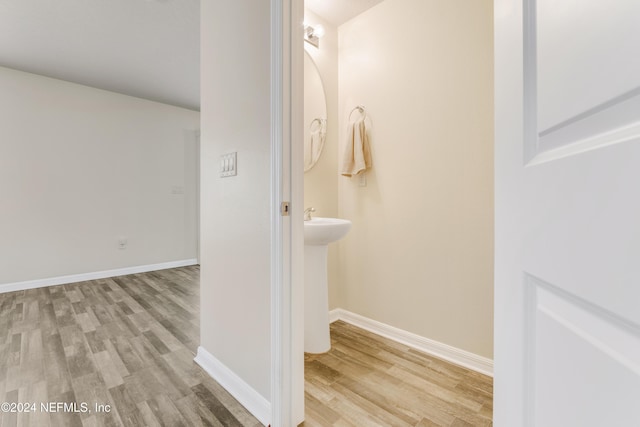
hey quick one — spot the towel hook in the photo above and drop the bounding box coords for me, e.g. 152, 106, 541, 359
348, 105, 367, 122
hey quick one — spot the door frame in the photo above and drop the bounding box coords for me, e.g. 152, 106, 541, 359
270, 0, 304, 425
195, 131, 201, 264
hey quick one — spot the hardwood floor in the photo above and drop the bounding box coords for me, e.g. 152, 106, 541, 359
303, 321, 493, 427
0, 266, 493, 426
0, 266, 261, 427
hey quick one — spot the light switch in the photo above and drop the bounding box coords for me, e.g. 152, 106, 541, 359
220, 152, 237, 177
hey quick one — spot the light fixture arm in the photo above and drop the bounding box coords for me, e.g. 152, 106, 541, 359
303, 23, 325, 48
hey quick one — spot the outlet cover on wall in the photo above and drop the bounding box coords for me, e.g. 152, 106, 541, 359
358, 172, 367, 187
118, 237, 128, 250
220, 152, 237, 177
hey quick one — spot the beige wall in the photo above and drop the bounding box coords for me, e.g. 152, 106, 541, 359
200, 0, 272, 400
0, 66, 199, 285
303, 10, 342, 308
337, 0, 494, 358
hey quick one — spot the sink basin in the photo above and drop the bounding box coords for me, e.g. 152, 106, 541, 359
304, 217, 352, 246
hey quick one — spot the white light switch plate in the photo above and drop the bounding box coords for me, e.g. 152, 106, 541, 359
220, 152, 237, 177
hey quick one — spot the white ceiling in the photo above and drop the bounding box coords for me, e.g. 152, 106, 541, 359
305, 0, 385, 27
0, 0, 200, 111
0, 1, 380, 112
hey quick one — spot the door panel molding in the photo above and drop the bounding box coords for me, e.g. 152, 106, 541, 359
523, 0, 640, 165
525, 274, 640, 425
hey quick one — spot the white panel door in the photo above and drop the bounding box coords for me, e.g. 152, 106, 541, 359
495, 0, 640, 425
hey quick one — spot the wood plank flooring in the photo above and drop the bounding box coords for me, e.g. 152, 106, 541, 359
303, 322, 493, 427
0, 266, 493, 426
0, 266, 261, 427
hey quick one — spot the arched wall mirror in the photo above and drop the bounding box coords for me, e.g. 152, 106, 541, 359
304, 52, 327, 172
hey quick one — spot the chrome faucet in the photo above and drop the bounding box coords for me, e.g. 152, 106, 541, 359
304, 207, 316, 221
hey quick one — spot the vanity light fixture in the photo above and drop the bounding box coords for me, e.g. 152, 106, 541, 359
304, 23, 325, 48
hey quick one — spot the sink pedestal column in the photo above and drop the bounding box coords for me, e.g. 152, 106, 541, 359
304, 244, 331, 353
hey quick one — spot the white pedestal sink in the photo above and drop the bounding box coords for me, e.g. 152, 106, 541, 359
304, 217, 351, 353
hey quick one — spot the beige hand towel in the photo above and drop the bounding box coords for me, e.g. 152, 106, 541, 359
341, 118, 372, 177
305, 120, 326, 172
304, 131, 313, 170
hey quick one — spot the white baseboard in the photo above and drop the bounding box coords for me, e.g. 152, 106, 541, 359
330, 308, 493, 377
194, 347, 270, 426
0, 259, 198, 294
329, 309, 341, 323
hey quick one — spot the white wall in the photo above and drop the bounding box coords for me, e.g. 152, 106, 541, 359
303, 9, 342, 308
200, 0, 271, 403
337, 0, 494, 358
0, 66, 199, 285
